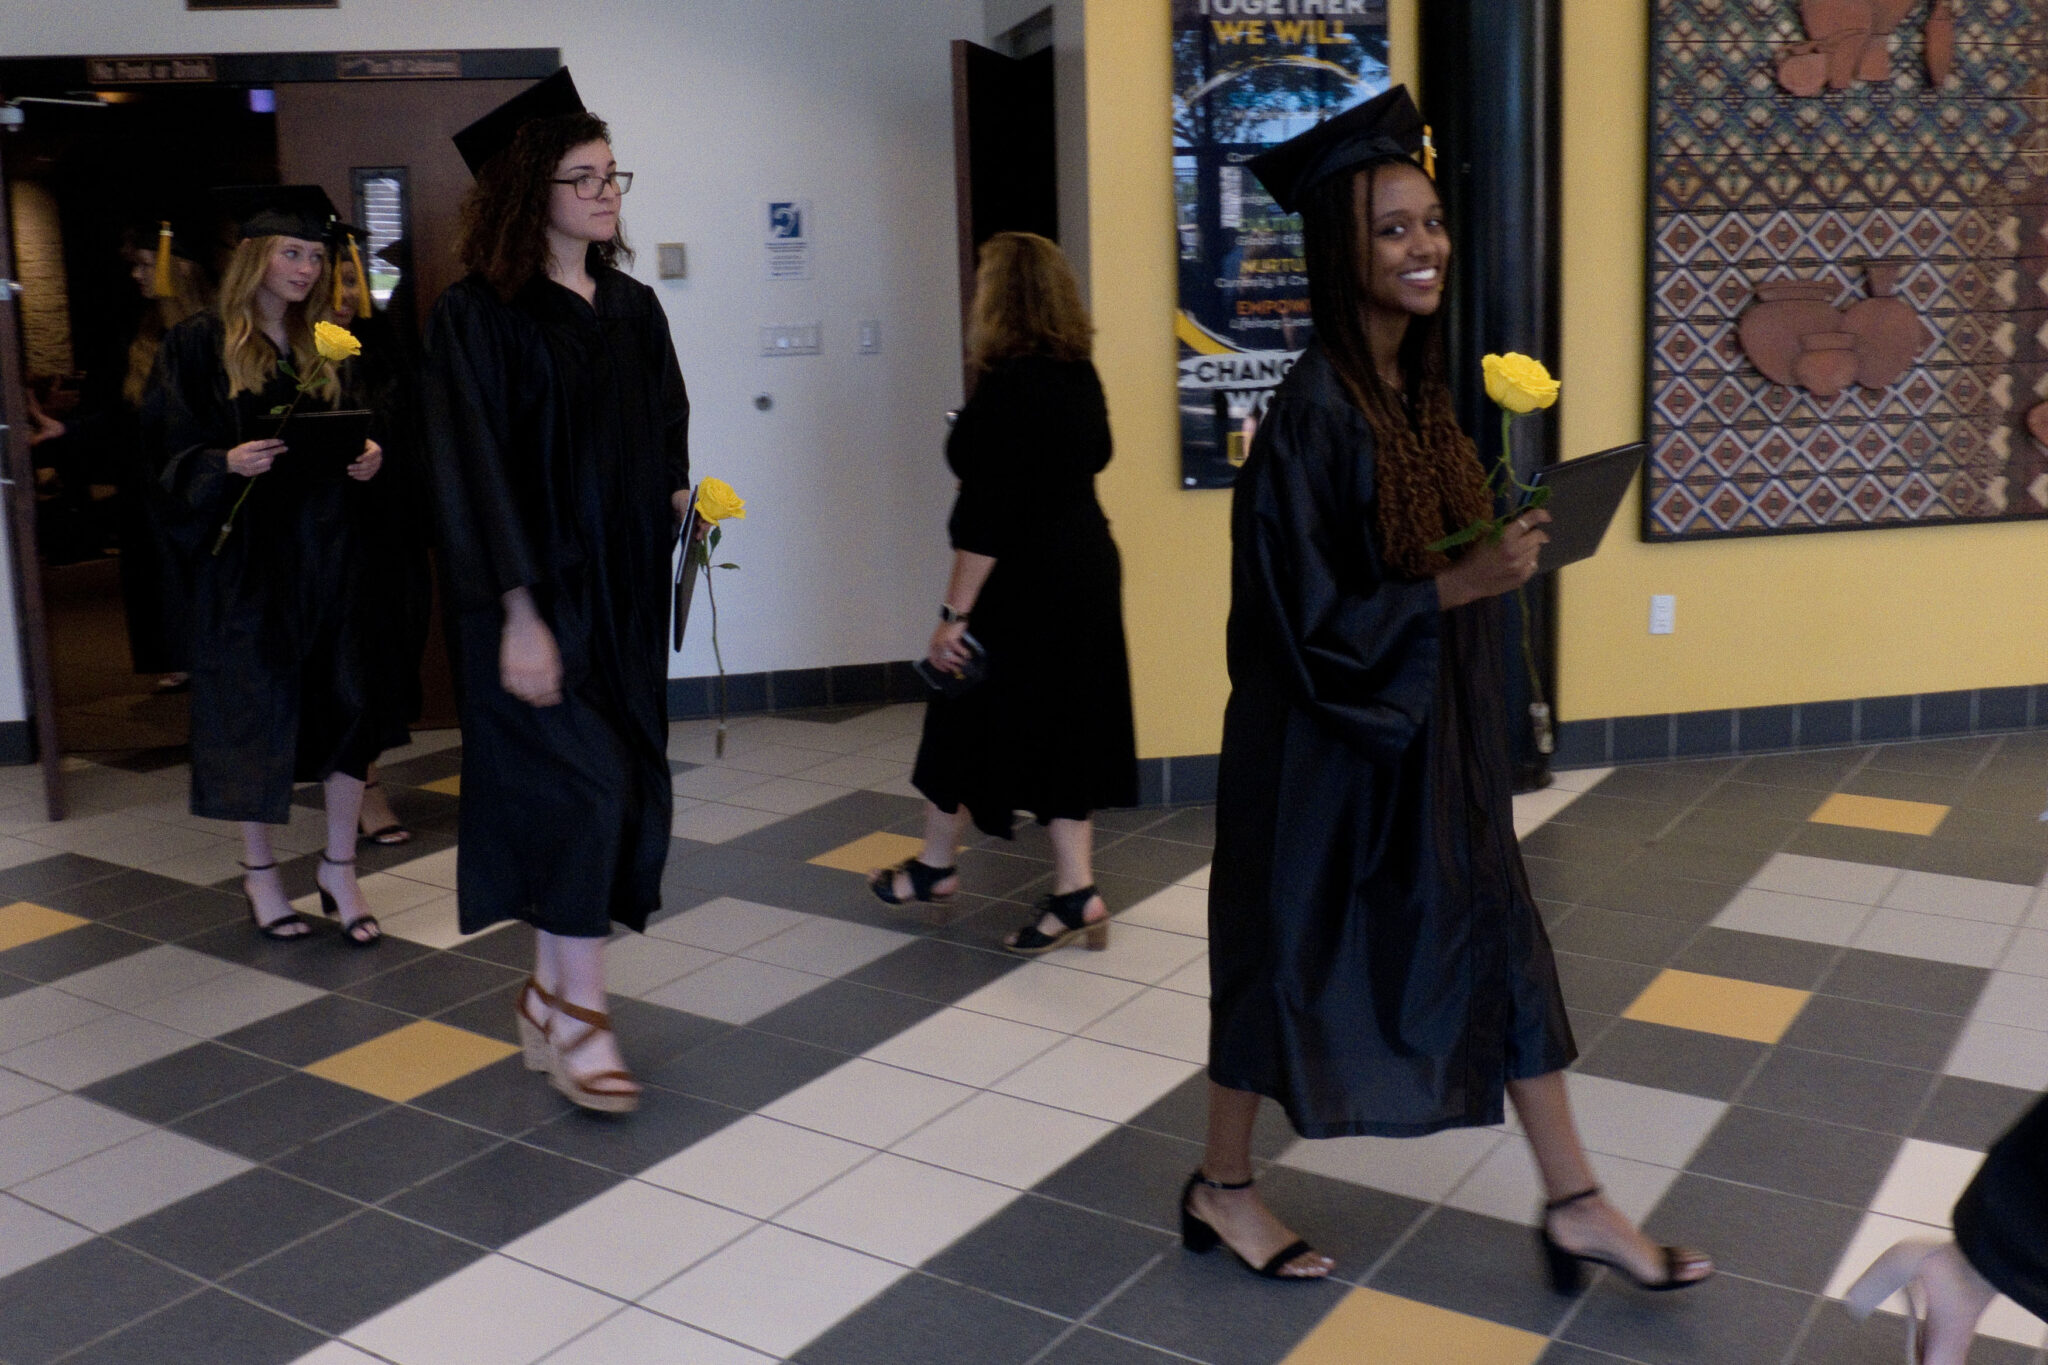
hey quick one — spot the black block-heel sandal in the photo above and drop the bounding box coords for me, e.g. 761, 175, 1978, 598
1004, 885, 1108, 955
316, 853, 381, 947
1539, 1185, 1713, 1294
868, 857, 956, 906
1179, 1171, 1328, 1280
241, 860, 310, 940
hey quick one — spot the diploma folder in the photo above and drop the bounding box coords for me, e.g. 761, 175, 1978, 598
672, 493, 702, 651
1531, 443, 1644, 574
256, 408, 372, 482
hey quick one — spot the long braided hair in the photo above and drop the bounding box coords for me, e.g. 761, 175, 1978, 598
1299, 162, 1493, 579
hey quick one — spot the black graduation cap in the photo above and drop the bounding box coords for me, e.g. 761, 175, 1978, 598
1246, 84, 1429, 216
216, 184, 340, 242
452, 67, 585, 175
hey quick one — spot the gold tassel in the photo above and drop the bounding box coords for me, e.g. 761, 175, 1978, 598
348, 233, 372, 317
151, 221, 175, 300
1421, 125, 1438, 180
330, 250, 346, 313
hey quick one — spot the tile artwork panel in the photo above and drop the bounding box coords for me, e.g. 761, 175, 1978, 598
1646, 0, 2048, 539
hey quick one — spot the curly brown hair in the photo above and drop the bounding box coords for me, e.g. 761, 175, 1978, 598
968, 231, 1093, 370
1300, 162, 1493, 580
457, 111, 632, 300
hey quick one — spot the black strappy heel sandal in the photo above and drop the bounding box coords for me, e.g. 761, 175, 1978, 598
241, 860, 310, 940
1539, 1185, 1713, 1294
1003, 885, 1108, 955
316, 853, 381, 947
357, 779, 413, 847
1180, 1171, 1328, 1280
867, 857, 957, 906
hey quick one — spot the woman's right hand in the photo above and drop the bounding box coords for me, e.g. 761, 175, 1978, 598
500, 614, 564, 707
1435, 509, 1551, 610
226, 438, 286, 478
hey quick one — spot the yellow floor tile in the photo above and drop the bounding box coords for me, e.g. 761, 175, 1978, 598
1624, 968, 1812, 1044
809, 830, 925, 875
1809, 792, 1948, 836
420, 775, 461, 796
1283, 1287, 1547, 1365
304, 1020, 518, 1102
0, 901, 89, 953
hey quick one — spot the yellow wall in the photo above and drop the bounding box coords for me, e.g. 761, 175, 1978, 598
1557, 0, 2048, 717
1086, 0, 1421, 759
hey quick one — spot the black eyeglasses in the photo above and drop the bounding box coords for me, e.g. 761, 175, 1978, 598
552, 171, 634, 200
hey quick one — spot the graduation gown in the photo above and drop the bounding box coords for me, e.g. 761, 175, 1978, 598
424, 268, 688, 937
156, 313, 382, 824
347, 307, 435, 744
1954, 1093, 2048, 1318
1208, 342, 1574, 1140
912, 355, 1138, 837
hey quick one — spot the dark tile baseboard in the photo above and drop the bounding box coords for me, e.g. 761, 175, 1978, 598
1554, 685, 2048, 768
666, 660, 929, 720
1136, 754, 1219, 807
0, 721, 29, 765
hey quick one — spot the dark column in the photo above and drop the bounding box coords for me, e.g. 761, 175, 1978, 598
1421, 3, 1564, 788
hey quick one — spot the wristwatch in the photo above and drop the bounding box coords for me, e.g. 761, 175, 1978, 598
939, 604, 971, 624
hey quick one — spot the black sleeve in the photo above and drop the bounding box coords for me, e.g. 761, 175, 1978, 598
944, 365, 1026, 559
646, 292, 691, 495
152, 316, 238, 523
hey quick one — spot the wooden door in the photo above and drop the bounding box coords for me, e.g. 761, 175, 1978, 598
950, 41, 1057, 388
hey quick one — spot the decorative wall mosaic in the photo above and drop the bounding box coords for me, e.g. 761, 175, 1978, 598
1646, 0, 2048, 539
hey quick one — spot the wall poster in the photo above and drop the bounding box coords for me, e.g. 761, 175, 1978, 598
1174, 0, 1390, 489
1646, 2, 2048, 539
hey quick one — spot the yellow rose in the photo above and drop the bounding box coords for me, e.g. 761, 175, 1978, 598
1482, 352, 1560, 414
695, 477, 747, 523
313, 320, 363, 363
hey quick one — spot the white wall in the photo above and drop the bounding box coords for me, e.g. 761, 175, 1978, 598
0, 0, 979, 688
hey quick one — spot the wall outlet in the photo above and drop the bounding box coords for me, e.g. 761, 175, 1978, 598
1649, 594, 1676, 635
656, 243, 687, 279
857, 320, 881, 354
759, 324, 821, 356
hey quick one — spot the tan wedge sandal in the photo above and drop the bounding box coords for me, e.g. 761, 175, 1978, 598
514, 977, 554, 1073
547, 997, 642, 1115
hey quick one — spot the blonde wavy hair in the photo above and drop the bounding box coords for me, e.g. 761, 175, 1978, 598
217, 236, 339, 404
967, 231, 1092, 371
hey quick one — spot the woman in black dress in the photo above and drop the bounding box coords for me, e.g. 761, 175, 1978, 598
1189, 88, 1713, 1289
154, 186, 386, 946
426, 71, 691, 1114
869, 231, 1138, 954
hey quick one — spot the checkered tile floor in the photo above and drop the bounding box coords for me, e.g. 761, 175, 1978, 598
0, 711, 2044, 1363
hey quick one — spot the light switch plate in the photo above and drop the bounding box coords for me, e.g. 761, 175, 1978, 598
657, 244, 687, 279
1649, 594, 1676, 635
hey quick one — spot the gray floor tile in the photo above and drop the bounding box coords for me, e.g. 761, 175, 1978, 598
0, 1237, 201, 1365
791, 1271, 1065, 1365
1687, 1106, 1903, 1207
1092, 835, 1216, 886
60, 1285, 324, 1364
1086, 1251, 1346, 1365
340, 950, 523, 1017
409, 1054, 577, 1136
1780, 993, 1966, 1071
382, 1139, 619, 1245
1624, 837, 1774, 888
1913, 1076, 2039, 1152
1538, 1345, 1640, 1365
1127, 1075, 1299, 1161
744, 978, 943, 1056
1738, 1046, 1939, 1134
224, 1208, 480, 1334
1367, 1206, 1573, 1334
212, 993, 413, 1066
1554, 956, 1661, 1016
32, 868, 196, 921
1573, 1020, 1766, 1102
1036, 1125, 1205, 1232
1866, 738, 1996, 778
1144, 806, 1214, 847
520, 1085, 739, 1175
1578, 868, 1739, 923
1785, 823, 1931, 872
923, 1192, 1174, 1317
1549, 793, 1681, 838
1818, 949, 1988, 1016
1548, 907, 1696, 968
1559, 1268, 1814, 1365
428, 978, 523, 1044
1253, 1166, 1432, 1282
1659, 806, 1805, 854
1669, 928, 1837, 990
111, 1167, 358, 1279
602, 995, 734, 1069
1936, 805, 2048, 849
0, 854, 132, 902
180, 920, 436, 991
81, 1042, 292, 1125
1695, 779, 1828, 820
1589, 766, 1723, 807
843, 937, 1020, 1004
1646, 1173, 1863, 1293
442, 918, 537, 969
1912, 837, 2048, 886
642, 1026, 845, 1110
0, 922, 155, 983
1793, 1303, 2039, 1364
170, 1071, 388, 1162
101, 887, 247, 944
1737, 750, 1874, 787
1034, 1329, 1192, 1364
1522, 853, 1609, 904
1841, 768, 1969, 806
272, 1105, 502, 1201
1519, 823, 1645, 867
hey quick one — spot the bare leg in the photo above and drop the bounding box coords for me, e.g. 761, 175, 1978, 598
543, 930, 637, 1099
869, 801, 964, 901
1919, 1242, 1998, 1365
1186, 1081, 1332, 1278
239, 822, 299, 930
1510, 1071, 1710, 1284
313, 773, 379, 941
357, 762, 408, 841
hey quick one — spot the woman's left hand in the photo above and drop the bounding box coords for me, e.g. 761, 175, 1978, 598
348, 440, 383, 482
927, 620, 971, 672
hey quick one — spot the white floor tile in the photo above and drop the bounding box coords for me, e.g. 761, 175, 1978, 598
953, 961, 1145, 1033
1947, 1019, 2048, 1090
741, 917, 914, 977
0, 986, 113, 1054
0, 1067, 57, 1119
541, 1308, 773, 1365
502, 1180, 754, 1300
1870, 1139, 1985, 1227
761, 1059, 973, 1148
12, 1128, 248, 1231
1564, 1073, 1726, 1168
992, 1036, 1198, 1123
1852, 908, 2015, 968
742, 718, 880, 756
376, 896, 507, 951
777, 1153, 1012, 1266
134, 967, 325, 1039
1711, 888, 1871, 946
143, 839, 248, 887
1512, 786, 1586, 829
1883, 871, 2036, 925
353, 872, 460, 919
345, 1253, 617, 1365
863, 1008, 1064, 1088
1157, 953, 1210, 997
722, 778, 848, 817
0, 1190, 93, 1277
1444, 1139, 1679, 1229
713, 742, 849, 778
286, 1342, 389, 1364
49, 944, 237, 1008
1546, 766, 1615, 793
640, 1115, 872, 1219
1999, 928, 2048, 979
648, 897, 809, 953
792, 755, 910, 790
20, 810, 221, 866
604, 935, 720, 1000
855, 735, 922, 764
1039, 921, 1209, 985
643, 955, 827, 1025
673, 766, 774, 802
1176, 863, 1211, 890
0, 1012, 195, 1089
1115, 883, 1208, 939
1971, 972, 2048, 1032
1751, 853, 1903, 904
891, 1091, 1114, 1189
640, 1224, 905, 1358
0, 1094, 151, 1186
1079, 988, 1210, 1064
384, 846, 460, 890
1276, 1126, 1506, 1203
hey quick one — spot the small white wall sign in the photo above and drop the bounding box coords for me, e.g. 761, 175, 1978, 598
765, 200, 812, 281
